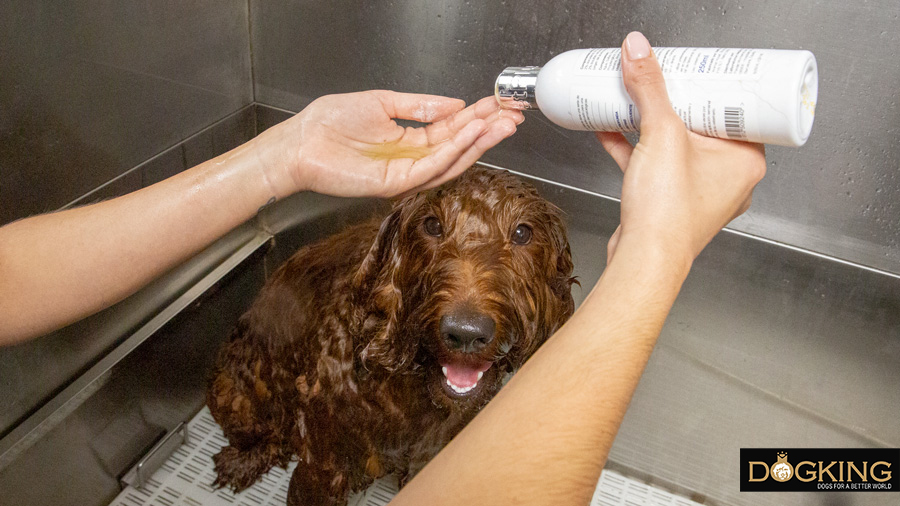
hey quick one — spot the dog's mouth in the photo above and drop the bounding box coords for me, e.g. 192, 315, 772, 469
439, 359, 493, 397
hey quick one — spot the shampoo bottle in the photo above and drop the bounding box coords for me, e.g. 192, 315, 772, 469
495, 47, 818, 146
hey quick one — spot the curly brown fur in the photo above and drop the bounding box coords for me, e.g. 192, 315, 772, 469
207, 167, 576, 505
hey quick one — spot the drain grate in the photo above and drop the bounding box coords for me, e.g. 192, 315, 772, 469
110, 407, 703, 506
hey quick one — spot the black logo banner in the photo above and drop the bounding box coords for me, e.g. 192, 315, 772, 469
741, 448, 899, 492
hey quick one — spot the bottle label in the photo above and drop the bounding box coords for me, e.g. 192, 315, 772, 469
571, 86, 757, 140
577, 47, 764, 78
571, 48, 762, 139
571, 88, 640, 132
671, 99, 755, 141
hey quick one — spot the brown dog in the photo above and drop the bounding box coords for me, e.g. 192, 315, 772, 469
207, 167, 575, 505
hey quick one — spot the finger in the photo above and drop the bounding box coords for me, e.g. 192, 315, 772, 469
388, 119, 490, 196
401, 115, 518, 196
369, 90, 466, 123
606, 225, 622, 266
410, 117, 519, 193
596, 132, 633, 171
620, 31, 680, 134
498, 108, 526, 126
424, 96, 511, 144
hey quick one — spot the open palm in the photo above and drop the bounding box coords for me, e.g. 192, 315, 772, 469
262, 91, 523, 198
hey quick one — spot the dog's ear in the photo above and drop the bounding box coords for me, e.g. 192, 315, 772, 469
546, 206, 577, 309
353, 198, 422, 373
353, 205, 403, 297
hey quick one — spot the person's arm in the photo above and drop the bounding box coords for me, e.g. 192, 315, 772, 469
392, 31, 766, 505
0, 92, 522, 345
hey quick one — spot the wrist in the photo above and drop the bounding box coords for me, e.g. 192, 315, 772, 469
249, 120, 308, 200
608, 231, 693, 287
575, 228, 692, 359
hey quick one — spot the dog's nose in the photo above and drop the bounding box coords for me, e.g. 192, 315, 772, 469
440, 311, 495, 353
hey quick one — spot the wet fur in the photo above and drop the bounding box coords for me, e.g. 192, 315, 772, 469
207, 167, 576, 505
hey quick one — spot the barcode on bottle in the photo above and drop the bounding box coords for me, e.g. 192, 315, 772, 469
724, 106, 746, 139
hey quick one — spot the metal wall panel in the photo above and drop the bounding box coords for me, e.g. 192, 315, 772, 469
0, 192, 384, 506
543, 177, 899, 505
0, 0, 253, 225
250, 0, 900, 274
0, 107, 256, 438
0, 244, 268, 506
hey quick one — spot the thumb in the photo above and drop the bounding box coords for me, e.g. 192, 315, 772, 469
621, 31, 679, 134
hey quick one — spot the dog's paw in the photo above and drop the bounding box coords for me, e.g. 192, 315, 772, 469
212, 445, 274, 492
287, 461, 350, 506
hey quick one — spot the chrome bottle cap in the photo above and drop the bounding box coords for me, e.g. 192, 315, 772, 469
495, 66, 541, 110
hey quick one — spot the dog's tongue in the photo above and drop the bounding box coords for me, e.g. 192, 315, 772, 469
442, 361, 492, 388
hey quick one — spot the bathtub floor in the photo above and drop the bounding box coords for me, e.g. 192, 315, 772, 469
109, 407, 703, 506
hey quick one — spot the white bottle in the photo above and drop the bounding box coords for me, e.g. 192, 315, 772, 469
495, 47, 818, 146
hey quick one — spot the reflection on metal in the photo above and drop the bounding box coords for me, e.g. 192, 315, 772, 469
0, 0, 251, 225
62, 105, 257, 211
477, 160, 900, 282
0, 370, 111, 473
120, 422, 188, 490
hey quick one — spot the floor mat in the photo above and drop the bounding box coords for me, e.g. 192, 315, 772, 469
109, 407, 703, 506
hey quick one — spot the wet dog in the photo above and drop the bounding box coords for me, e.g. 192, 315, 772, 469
207, 167, 575, 505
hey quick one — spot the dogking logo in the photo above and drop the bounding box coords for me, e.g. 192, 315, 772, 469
741, 448, 899, 492
770, 452, 793, 482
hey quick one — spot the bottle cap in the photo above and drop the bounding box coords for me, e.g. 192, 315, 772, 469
495, 67, 540, 110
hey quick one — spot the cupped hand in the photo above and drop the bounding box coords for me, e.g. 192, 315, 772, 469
597, 32, 767, 269
252, 90, 523, 199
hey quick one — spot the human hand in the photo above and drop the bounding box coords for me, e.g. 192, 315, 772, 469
597, 32, 767, 270
252, 91, 523, 199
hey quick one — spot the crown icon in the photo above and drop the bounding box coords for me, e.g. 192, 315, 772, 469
777, 451, 788, 460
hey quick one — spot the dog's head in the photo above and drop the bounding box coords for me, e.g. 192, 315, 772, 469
354, 167, 576, 409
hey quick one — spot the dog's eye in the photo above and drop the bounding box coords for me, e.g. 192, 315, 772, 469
423, 217, 443, 237
511, 224, 532, 245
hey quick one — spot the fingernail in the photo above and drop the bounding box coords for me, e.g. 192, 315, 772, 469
625, 31, 651, 60
499, 109, 525, 124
